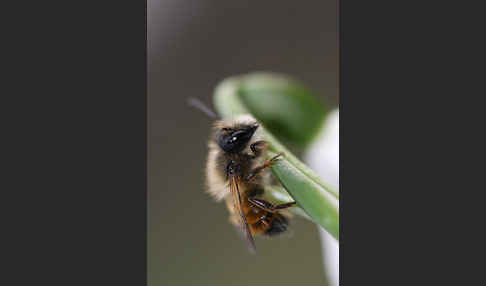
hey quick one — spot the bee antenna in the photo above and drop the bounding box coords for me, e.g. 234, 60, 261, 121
187, 97, 218, 119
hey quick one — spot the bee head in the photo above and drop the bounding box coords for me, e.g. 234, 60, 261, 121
216, 122, 259, 153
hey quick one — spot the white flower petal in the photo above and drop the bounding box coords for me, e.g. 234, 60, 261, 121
304, 109, 339, 286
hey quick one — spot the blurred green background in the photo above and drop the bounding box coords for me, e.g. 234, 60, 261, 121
148, 1, 338, 285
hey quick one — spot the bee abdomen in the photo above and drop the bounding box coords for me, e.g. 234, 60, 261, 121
264, 214, 288, 236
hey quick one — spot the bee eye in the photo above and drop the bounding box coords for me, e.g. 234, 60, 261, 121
218, 126, 257, 153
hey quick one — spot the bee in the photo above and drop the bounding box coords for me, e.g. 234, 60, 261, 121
189, 98, 296, 253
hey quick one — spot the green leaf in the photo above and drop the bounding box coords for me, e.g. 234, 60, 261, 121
240, 73, 327, 147
213, 72, 339, 240
268, 151, 339, 239
262, 185, 312, 220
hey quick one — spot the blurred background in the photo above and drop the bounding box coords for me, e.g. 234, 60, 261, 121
148, 1, 338, 285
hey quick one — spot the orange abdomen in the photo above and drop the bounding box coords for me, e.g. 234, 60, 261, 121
242, 199, 289, 236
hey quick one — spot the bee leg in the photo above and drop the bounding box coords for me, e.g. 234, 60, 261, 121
244, 152, 284, 182
250, 140, 268, 158
248, 197, 296, 213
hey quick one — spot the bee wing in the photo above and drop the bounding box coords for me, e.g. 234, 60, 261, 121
229, 175, 256, 254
